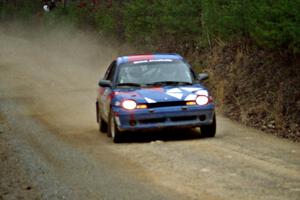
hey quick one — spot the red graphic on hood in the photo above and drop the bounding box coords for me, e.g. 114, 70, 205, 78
128, 55, 154, 62
144, 87, 164, 92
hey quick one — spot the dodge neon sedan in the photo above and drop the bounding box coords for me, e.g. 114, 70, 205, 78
96, 54, 216, 142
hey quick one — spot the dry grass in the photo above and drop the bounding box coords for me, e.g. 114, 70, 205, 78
201, 42, 300, 141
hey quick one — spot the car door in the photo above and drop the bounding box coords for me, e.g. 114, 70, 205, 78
99, 61, 116, 121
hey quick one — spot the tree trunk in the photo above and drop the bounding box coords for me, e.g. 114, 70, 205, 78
63, 0, 68, 8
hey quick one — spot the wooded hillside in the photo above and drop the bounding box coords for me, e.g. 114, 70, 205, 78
1, 0, 299, 54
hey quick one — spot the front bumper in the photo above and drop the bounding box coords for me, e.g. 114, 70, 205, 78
112, 104, 215, 131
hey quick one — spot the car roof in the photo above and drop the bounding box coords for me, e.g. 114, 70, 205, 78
116, 53, 183, 66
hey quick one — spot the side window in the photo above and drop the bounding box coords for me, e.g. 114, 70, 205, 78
104, 61, 116, 81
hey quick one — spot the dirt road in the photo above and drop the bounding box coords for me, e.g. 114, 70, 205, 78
0, 24, 299, 200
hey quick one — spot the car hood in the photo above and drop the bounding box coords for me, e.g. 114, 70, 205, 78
114, 84, 208, 104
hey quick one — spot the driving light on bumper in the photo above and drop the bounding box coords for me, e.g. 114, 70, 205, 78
121, 100, 137, 110
136, 104, 147, 109
186, 101, 197, 105
196, 95, 209, 105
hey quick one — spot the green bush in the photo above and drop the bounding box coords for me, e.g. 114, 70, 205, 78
249, 0, 300, 54
202, 0, 300, 53
0, 0, 40, 21
123, 0, 203, 52
93, 2, 124, 36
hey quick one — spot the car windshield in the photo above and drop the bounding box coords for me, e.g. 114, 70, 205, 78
117, 60, 194, 85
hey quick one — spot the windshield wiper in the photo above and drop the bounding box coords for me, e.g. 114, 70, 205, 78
147, 81, 193, 86
116, 82, 142, 87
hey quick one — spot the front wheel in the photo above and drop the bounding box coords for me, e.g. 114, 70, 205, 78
108, 110, 122, 143
97, 102, 107, 133
98, 116, 108, 133
200, 114, 216, 138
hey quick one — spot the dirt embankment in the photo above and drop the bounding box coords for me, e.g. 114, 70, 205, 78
199, 43, 300, 141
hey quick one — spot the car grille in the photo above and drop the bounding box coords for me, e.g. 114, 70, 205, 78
146, 101, 186, 108
139, 118, 166, 124
135, 115, 206, 125
170, 116, 198, 122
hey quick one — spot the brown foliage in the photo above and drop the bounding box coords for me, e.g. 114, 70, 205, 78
201, 42, 300, 141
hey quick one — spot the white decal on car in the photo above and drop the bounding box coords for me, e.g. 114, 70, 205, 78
180, 87, 199, 92
195, 90, 208, 96
167, 88, 182, 93
145, 97, 156, 103
166, 88, 183, 99
184, 94, 197, 101
167, 93, 183, 99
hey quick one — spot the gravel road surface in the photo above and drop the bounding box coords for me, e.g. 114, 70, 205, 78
0, 24, 299, 200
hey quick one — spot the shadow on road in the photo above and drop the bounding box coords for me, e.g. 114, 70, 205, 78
117, 128, 207, 143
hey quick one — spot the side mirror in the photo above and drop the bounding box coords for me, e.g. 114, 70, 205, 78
98, 80, 112, 87
198, 73, 209, 81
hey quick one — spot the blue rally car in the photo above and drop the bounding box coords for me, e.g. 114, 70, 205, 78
96, 54, 216, 142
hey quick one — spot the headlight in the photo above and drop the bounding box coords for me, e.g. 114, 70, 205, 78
196, 95, 209, 105
121, 100, 137, 110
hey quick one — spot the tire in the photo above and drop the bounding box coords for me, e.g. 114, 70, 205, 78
98, 116, 108, 133
97, 102, 108, 133
108, 109, 122, 143
200, 114, 216, 138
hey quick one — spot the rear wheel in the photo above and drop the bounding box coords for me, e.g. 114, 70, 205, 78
108, 110, 122, 143
201, 114, 216, 138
